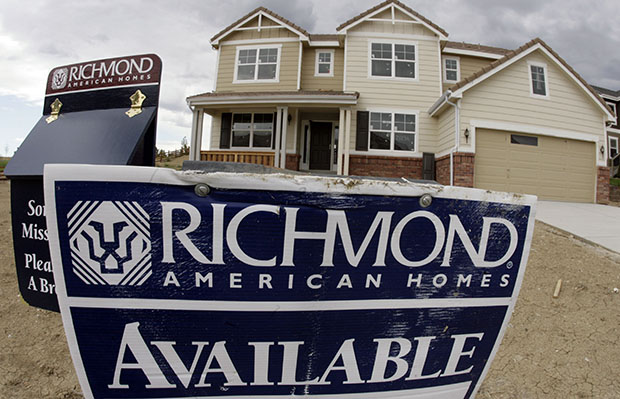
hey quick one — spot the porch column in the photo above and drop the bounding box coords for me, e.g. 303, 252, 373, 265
280, 106, 289, 170
189, 108, 205, 161
337, 108, 346, 175
343, 108, 352, 175
274, 108, 282, 168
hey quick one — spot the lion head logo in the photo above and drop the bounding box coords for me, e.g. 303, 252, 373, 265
51, 67, 69, 90
68, 201, 151, 286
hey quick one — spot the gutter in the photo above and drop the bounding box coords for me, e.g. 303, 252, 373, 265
428, 90, 452, 116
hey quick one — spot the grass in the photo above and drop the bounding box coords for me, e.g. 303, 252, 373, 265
0, 157, 9, 174
155, 154, 188, 171
611, 177, 620, 187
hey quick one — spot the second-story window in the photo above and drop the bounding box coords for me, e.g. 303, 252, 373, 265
606, 101, 617, 124
315, 50, 334, 77
234, 45, 281, 83
529, 62, 548, 97
370, 42, 417, 79
443, 56, 460, 83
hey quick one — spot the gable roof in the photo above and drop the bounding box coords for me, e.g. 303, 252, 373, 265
210, 7, 310, 47
336, 0, 448, 39
432, 38, 614, 120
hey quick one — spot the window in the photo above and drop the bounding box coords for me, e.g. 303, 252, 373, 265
234, 46, 280, 83
443, 57, 460, 82
231, 113, 273, 148
529, 62, 548, 97
606, 102, 617, 123
511, 134, 538, 146
610, 137, 619, 158
369, 111, 416, 151
370, 42, 416, 79
315, 50, 334, 77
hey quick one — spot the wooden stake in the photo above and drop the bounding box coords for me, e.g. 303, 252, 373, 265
553, 279, 562, 298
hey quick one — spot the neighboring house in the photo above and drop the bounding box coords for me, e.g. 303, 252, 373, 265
187, 0, 615, 203
592, 85, 619, 177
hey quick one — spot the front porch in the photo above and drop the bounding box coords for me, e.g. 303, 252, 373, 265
186, 91, 358, 174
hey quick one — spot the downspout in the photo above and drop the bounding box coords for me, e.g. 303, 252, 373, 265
445, 93, 460, 186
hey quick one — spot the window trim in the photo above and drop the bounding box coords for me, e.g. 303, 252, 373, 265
314, 49, 335, 77
528, 60, 549, 99
366, 109, 419, 153
609, 136, 619, 158
510, 134, 539, 147
442, 56, 460, 83
233, 44, 282, 84
606, 101, 617, 124
368, 39, 419, 82
230, 112, 274, 150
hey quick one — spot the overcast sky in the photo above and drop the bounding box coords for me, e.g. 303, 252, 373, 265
1, 0, 619, 156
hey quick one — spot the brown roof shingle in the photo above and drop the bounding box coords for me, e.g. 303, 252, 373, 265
444, 41, 511, 56
446, 38, 613, 117
210, 7, 309, 44
336, 0, 448, 37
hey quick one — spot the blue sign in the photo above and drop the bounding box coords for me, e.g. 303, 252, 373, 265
45, 165, 536, 399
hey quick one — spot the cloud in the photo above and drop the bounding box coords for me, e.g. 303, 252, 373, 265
1, 0, 619, 156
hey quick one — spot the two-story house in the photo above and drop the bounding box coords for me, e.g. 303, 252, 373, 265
187, 0, 614, 203
592, 85, 619, 177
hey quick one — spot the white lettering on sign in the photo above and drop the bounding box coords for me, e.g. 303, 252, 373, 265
108, 322, 484, 390
24, 253, 52, 272
21, 223, 48, 241
27, 200, 46, 217
160, 203, 518, 269
68, 57, 154, 82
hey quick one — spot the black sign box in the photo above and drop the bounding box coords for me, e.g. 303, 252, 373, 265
5, 54, 162, 311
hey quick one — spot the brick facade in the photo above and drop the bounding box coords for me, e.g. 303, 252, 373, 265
348, 154, 422, 179
285, 154, 300, 171
596, 166, 610, 204
435, 153, 475, 187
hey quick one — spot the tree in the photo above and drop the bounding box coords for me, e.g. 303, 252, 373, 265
181, 136, 189, 155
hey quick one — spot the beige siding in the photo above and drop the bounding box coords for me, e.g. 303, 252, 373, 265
216, 41, 300, 92
459, 55, 495, 80
345, 30, 442, 154
442, 55, 494, 92
210, 111, 222, 149
459, 51, 606, 152
300, 47, 344, 91
349, 16, 437, 37
437, 105, 455, 154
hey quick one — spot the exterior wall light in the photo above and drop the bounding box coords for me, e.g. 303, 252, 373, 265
464, 128, 470, 143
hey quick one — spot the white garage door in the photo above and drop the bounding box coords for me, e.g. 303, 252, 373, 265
475, 129, 596, 202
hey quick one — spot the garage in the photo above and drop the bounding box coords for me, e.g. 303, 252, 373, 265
474, 128, 596, 202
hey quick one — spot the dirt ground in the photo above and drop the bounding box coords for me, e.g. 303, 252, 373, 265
0, 179, 619, 398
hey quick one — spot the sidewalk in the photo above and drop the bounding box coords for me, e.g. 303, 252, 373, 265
535, 201, 620, 254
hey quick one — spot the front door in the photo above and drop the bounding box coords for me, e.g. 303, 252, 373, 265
309, 122, 332, 170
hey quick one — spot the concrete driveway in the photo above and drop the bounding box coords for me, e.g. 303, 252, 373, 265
535, 201, 620, 254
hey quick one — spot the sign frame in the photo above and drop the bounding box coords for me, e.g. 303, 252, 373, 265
45, 164, 536, 399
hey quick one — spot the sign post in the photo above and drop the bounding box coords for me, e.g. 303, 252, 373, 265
5, 54, 162, 311
45, 164, 536, 399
